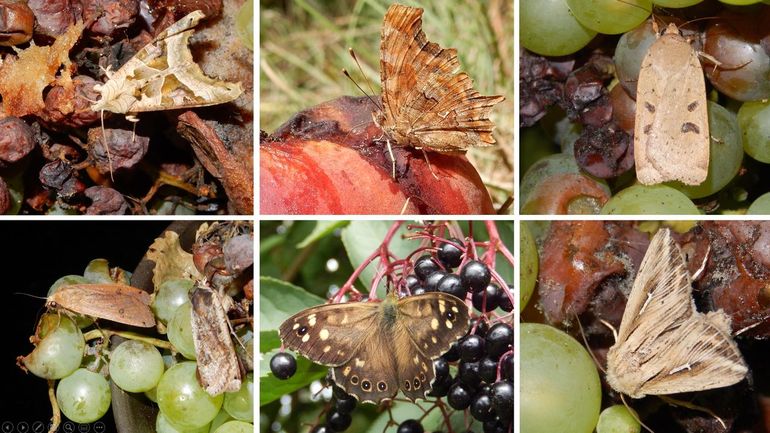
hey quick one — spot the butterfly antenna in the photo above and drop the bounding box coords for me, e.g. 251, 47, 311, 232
349, 48, 381, 108
342, 68, 381, 112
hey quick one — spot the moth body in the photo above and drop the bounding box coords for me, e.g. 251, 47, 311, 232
47, 283, 155, 328
634, 23, 709, 186
606, 229, 747, 399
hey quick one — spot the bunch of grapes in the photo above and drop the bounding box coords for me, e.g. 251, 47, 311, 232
270, 222, 513, 433
18, 223, 254, 433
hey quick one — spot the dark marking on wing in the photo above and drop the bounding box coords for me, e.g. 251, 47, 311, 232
687, 101, 698, 112
644, 102, 655, 113
644, 124, 652, 135
681, 122, 700, 134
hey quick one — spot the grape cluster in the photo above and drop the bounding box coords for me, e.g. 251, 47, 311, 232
19, 225, 254, 433
271, 237, 513, 432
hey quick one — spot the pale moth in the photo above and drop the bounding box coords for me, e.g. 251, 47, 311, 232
634, 23, 709, 186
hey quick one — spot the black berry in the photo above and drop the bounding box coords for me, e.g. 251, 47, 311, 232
472, 284, 500, 312
326, 410, 352, 432
486, 323, 513, 358
412, 286, 426, 295
405, 274, 421, 290
427, 373, 452, 397
498, 285, 514, 312
397, 419, 424, 433
470, 392, 497, 422
414, 255, 440, 280
478, 356, 499, 383
492, 381, 514, 421
310, 426, 329, 433
474, 319, 490, 337
482, 419, 509, 433
459, 334, 485, 362
434, 358, 449, 381
334, 393, 356, 414
270, 352, 297, 379
458, 360, 481, 387
447, 383, 473, 410
437, 274, 467, 300
423, 271, 447, 292
442, 342, 460, 362
500, 353, 513, 380
437, 238, 464, 268
460, 260, 491, 293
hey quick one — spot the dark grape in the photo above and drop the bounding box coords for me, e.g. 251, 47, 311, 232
486, 324, 513, 358
459, 335, 485, 362
437, 274, 467, 300
447, 383, 473, 410
397, 419, 424, 433
437, 238, 464, 268
460, 260, 491, 292
472, 284, 500, 311
270, 352, 296, 379
414, 255, 440, 280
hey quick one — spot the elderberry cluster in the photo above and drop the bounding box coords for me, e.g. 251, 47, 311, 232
308, 385, 357, 433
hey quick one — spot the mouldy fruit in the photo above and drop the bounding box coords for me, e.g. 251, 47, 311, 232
260, 96, 495, 215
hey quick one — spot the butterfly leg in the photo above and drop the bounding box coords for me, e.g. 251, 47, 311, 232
421, 149, 439, 180
387, 139, 396, 179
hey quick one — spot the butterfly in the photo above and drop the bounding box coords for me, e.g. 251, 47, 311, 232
373, 4, 505, 175
606, 228, 747, 399
278, 291, 470, 403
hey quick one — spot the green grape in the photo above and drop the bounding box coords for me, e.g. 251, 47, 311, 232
22, 314, 84, 379
213, 421, 253, 433
747, 192, 770, 214
236, 0, 253, 50
668, 101, 743, 199
168, 302, 197, 360
566, 0, 651, 34
152, 278, 195, 325
738, 100, 770, 163
521, 153, 610, 207
83, 258, 112, 283
156, 411, 209, 433
614, 21, 657, 96
157, 362, 223, 430
653, 0, 703, 5
521, 323, 601, 433
109, 340, 165, 392
521, 0, 597, 56
520, 222, 538, 309
223, 373, 253, 422
209, 410, 234, 433
145, 387, 158, 403
601, 184, 699, 214
56, 368, 111, 423
48, 275, 94, 328
597, 405, 641, 433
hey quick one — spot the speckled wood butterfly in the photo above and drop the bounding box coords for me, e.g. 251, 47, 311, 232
278, 291, 470, 403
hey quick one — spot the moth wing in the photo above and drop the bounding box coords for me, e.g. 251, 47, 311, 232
278, 301, 380, 366
634, 30, 709, 185
635, 311, 747, 396
191, 285, 241, 396
49, 284, 155, 327
386, 293, 467, 401
379, 4, 503, 151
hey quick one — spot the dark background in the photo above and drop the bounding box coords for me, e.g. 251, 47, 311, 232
0, 221, 169, 432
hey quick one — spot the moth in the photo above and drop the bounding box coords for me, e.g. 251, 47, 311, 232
91, 10, 243, 117
279, 291, 470, 403
190, 282, 242, 396
634, 22, 709, 186
606, 228, 747, 398
373, 4, 504, 177
47, 283, 155, 328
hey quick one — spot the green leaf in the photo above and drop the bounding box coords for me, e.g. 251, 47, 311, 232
260, 330, 281, 353
341, 221, 416, 297
296, 221, 349, 248
260, 348, 327, 406
259, 276, 324, 331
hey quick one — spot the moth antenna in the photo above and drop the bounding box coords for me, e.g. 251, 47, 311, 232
599, 318, 619, 343
100, 109, 115, 181
659, 395, 726, 430
735, 313, 770, 336
574, 314, 606, 374
342, 68, 382, 112
620, 393, 656, 433
348, 48, 381, 109
13, 292, 48, 300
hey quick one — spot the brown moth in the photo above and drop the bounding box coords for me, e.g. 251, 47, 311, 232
190, 282, 242, 396
606, 228, 747, 398
374, 4, 504, 177
634, 23, 709, 186
91, 10, 243, 117
279, 291, 470, 403
47, 283, 155, 328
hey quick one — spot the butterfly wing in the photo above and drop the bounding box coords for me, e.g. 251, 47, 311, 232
606, 229, 747, 398
331, 325, 400, 403
278, 301, 380, 366
379, 4, 504, 151
48, 283, 155, 327
394, 293, 470, 400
